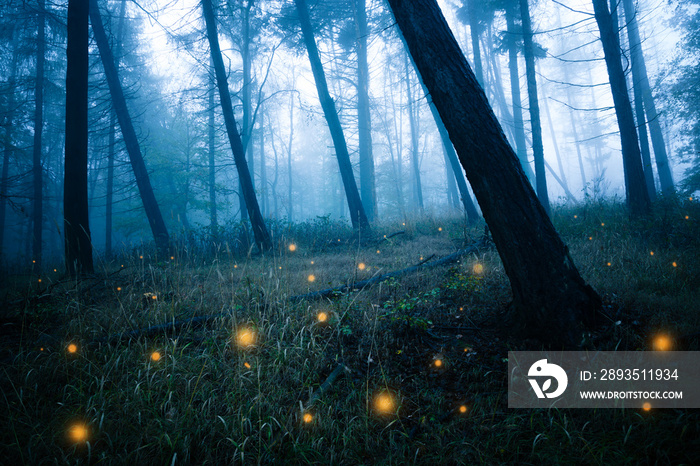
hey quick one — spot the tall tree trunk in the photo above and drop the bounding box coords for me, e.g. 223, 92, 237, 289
295, 0, 370, 231
541, 84, 576, 203
561, 60, 588, 197
467, 0, 484, 85
621, 0, 673, 195
592, 0, 650, 216
404, 53, 424, 212
520, 0, 550, 213
0, 25, 20, 263
386, 0, 601, 348
64, 0, 94, 275
90, 0, 170, 254
355, 0, 377, 222
239, 0, 254, 222
202, 0, 272, 252
505, 3, 534, 182
259, 96, 267, 217
443, 149, 459, 209
208, 58, 218, 234
287, 86, 294, 222
32, 0, 46, 267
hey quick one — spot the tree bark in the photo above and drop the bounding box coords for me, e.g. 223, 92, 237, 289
520, 0, 550, 213
467, 0, 484, 85
32, 0, 46, 267
386, 0, 601, 347
90, 0, 171, 255
295, 0, 370, 231
64, 0, 94, 275
208, 58, 218, 234
202, 0, 272, 252
404, 53, 423, 212
592, 0, 650, 216
355, 0, 377, 222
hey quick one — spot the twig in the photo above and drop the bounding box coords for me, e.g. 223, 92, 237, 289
304, 363, 350, 411
414, 254, 436, 267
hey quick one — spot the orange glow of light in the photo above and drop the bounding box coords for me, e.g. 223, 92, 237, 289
303, 413, 313, 423
574, 215, 578, 219
402, 223, 406, 226
244, 362, 251, 369
589, 237, 593, 241
117, 287, 122, 291
459, 307, 463, 311
472, 263, 484, 274
642, 402, 652, 411
438, 227, 443, 232
170, 256, 174, 260
38, 279, 41, 283
459, 405, 468, 414
374, 391, 396, 414
672, 262, 678, 268
121, 264, 124, 268
337, 239, 341, 242
40, 347, 44, 351
33, 260, 36, 264
601, 223, 605, 227
308, 274, 315, 282
653, 335, 672, 351
140, 255, 143, 259
464, 347, 472, 353
54, 269, 57, 272
376, 250, 380, 254
434, 359, 443, 368
279, 266, 282, 270
288, 244, 297, 252
234, 264, 238, 268
358, 263, 366, 270
150, 351, 161, 362
650, 251, 655, 256
607, 262, 611, 267
69, 424, 88, 442
236, 328, 256, 348
151, 295, 157, 300
685, 215, 689, 220
67, 343, 77, 354
317, 312, 328, 323
383, 234, 387, 238
310, 261, 314, 265
690, 197, 694, 201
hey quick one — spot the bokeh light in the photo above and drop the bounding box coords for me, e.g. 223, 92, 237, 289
650, 251, 655, 256
303, 412, 313, 423
244, 362, 251, 369
642, 402, 652, 411
358, 263, 366, 270
653, 335, 672, 351
672, 262, 678, 268
374, 391, 396, 415
317, 312, 328, 323
459, 405, 468, 414
236, 327, 257, 348
472, 263, 484, 274
67, 343, 77, 354
289, 244, 297, 252
69, 423, 88, 443
308, 274, 315, 282
434, 359, 443, 368
150, 351, 161, 362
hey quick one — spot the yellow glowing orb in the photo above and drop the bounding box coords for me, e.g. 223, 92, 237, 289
438, 227, 443, 232
434, 359, 443, 368
642, 402, 652, 411
374, 392, 396, 414
279, 266, 282, 270
69, 424, 88, 442
170, 256, 174, 260
383, 234, 387, 238
464, 347, 472, 352
672, 262, 678, 268
338, 239, 341, 242
402, 223, 406, 226
150, 351, 161, 362
152, 295, 157, 300
473, 263, 484, 274
654, 335, 672, 351
601, 223, 605, 227
308, 274, 315, 282
685, 215, 689, 220
317, 312, 328, 323
358, 263, 366, 270
67, 343, 77, 354
117, 287, 122, 291
303, 413, 313, 423
140, 255, 143, 259
38, 279, 41, 283
121, 264, 124, 268
459, 307, 463, 311
690, 197, 694, 201
244, 362, 251, 369
40, 347, 44, 351
236, 328, 256, 348
310, 261, 314, 265
574, 215, 578, 219
289, 244, 297, 252
33, 260, 36, 264
459, 405, 468, 414
376, 250, 380, 254
589, 237, 593, 241
54, 269, 57, 272
234, 264, 238, 268
650, 251, 655, 256
607, 262, 611, 267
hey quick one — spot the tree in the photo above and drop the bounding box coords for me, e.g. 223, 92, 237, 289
294, 0, 370, 231
64, 0, 93, 275
621, 0, 674, 196
31, 0, 46, 267
385, 0, 601, 347
591, 0, 650, 216
404, 53, 424, 212
202, 0, 272, 252
519, 0, 549, 213
90, 0, 170, 255
208, 58, 218, 234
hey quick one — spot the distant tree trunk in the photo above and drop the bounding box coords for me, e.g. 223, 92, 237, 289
505, 3, 534, 182
561, 62, 588, 197
443, 149, 459, 208
202, 0, 272, 252
91, 0, 170, 255
32, 0, 46, 267
259, 96, 267, 217
541, 86, 577, 203
621, 0, 673, 196
386, 0, 601, 348
355, 0, 377, 222
467, 0, 484, 85
0, 25, 20, 262
592, 0, 650, 216
295, 0, 370, 231
239, 1, 254, 222
404, 54, 424, 212
520, 0, 550, 213
208, 59, 218, 234
287, 88, 294, 222
64, 0, 94, 275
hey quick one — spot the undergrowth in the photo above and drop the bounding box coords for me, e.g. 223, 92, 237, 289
1, 201, 699, 464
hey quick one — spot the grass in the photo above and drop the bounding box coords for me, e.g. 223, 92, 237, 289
1, 201, 700, 464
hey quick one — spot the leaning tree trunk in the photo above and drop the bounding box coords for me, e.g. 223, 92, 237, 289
520, 0, 550, 214
202, 0, 272, 252
90, 0, 171, 255
355, 0, 377, 222
32, 0, 46, 267
621, 0, 672, 196
64, 0, 94, 276
386, 0, 601, 348
592, 0, 650, 216
295, 0, 370, 231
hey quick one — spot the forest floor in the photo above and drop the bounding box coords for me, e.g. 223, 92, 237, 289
1, 200, 700, 464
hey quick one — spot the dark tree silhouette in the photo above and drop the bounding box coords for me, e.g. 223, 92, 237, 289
64, 0, 93, 275
202, 0, 272, 252
592, 0, 650, 216
294, 0, 370, 231
32, 0, 46, 266
90, 0, 170, 255
386, 0, 601, 347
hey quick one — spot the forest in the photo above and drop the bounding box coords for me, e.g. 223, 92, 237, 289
1, 0, 699, 463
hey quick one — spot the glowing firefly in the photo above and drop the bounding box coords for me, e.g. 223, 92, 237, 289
150, 351, 161, 362
67, 343, 78, 354
607, 262, 611, 267
434, 359, 443, 368
69, 424, 88, 442
653, 335, 672, 351
589, 237, 593, 241
650, 251, 655, 256
642, 402, 651, 411
289, 244, 297, 252
117, 287, 122, 291
236, 328, 256, 348
672, 262, 678, 268
438, 227, 443, 232
601, 223, 605, 227
574, 215, 578, 219
472, 263, 484, 274
170, 256, 174, 260
685, 215, 689, 220
140, 255, 143, 259
374, 391, 396, 414
459, 405, 468, 414
308, 274, 315, 282
303, 413, 313, 423
317, 312, 328, 323
244, 362, 251, 369
358, 263, 366, 270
